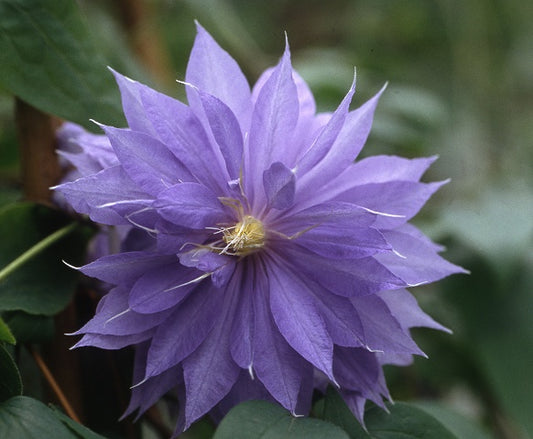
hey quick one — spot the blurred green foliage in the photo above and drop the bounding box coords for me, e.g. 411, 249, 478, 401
0, 0, 531, 438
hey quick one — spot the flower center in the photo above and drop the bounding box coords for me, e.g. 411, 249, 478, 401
222, 215, 265, 256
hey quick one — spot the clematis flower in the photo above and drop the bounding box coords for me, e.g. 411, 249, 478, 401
54, 23, 465, 434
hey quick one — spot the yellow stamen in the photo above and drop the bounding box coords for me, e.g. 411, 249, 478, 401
222, 215, 265, 256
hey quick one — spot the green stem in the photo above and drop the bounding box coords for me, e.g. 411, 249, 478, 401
0, 222, 77, 283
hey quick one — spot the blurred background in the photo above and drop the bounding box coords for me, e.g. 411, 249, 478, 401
0, 1, 531, 438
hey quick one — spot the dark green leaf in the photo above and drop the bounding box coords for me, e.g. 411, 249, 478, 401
3, 312, 54, 344
0, 0, 124, 128
214, 400, 350, 439
322, 388, 457, 439
0, 396, 80, 438
365, 403, 458, 439
0, 202, 94, 315
0, 316, 16, 344
412, 402, 494, 439
0, 345, 22, 402
442, 252, 533, 437
50, 406, 107, 439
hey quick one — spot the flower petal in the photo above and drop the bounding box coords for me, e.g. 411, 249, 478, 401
138, 84, 228, 192
73, 330, 153, 350
179, 249, 236, 288
267, 257, 335, 381
198, 91, 243, 180
246, 41, 299, 208
74, 287, 171, 336
310, 288, 365, 348
229, 273, 254, 369
253, 272, 307, 414
186, 23, 251, 131
182, 278, 241, 429
375, 227, 468, 285
80, 251, 176, 285
98, 125, 192, 195
54, 165, 153, 225
154, 182, 227, 229
145, 281, 223, 380
284, 244, 406, 297
272, 201, 377, 234
110, 68, 158, 136
335, 180, 447, 229
263, 161, 296, 210
350, 294, 425, 355
296, 72, 356, 177
297, 84, 384, 195
377, 288, 450, 332
128, 262, 199, 314
296, 226, 390, 259
334, 347, 383, 399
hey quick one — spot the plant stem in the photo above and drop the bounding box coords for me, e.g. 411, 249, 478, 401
0, 222, 76, 283
29, 346, 81, 423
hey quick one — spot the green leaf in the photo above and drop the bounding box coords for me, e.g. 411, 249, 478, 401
0, 316, 16, 344
214, 400, 350, 439
2, 312, 54, 344
0, 0, 124, 129
50, 406, 107, 439
0, 345, 22, 403
322, 388, 457, 439
0, 202, 94, 315
0, 396, 81, 438
412, 402, 494, 439
442, 253, 533, 438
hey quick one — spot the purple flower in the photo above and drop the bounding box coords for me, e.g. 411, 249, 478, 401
55, 24, 465, 434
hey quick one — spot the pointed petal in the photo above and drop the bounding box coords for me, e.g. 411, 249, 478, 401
145, 282, 223, 379
334, 347, 382, 399
73, 330, 153, 350
347, 155, 437, 184
350, 294, 425, 355
98, 125, 192, 195
54, 165, 152, 225
297, 84, 384, 194
154, 182, 227, 229
57, 122, 117, 175
335, 180, 447, 229
375, 228, 467, 285
229, 273, 254, 369
253, 69, 318, 167
263, 161, 296, 210
377, 288, 451, 332
186, 23, 251, 130
138, 84, 228, 192
128, 262, 199, 314
182, 278, 241, 429
179, 249, 236, 287
75, 287, 171, 336
246, 42, 299, 207
284, 244, 406, 297
79, 252, 174, 285
339, 391, 367, 425
267, 257, 335, 380
273, 201, 376, 235
310, 289, 366, 348
110, 68, 157, 136
124, 363, 182, 419
296, 72, 356, 177
296, 226, 390, 259
253, 271, 306, 414
198, 91, 243, 179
